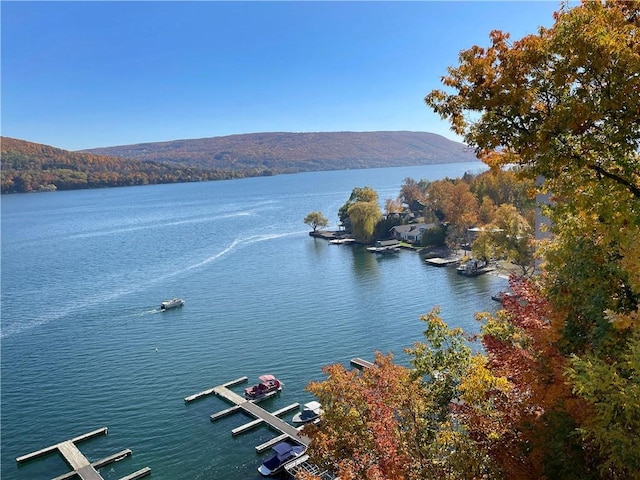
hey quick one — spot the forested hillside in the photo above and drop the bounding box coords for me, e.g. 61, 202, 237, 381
2, 131, 478, 194
83, 131, 478, 170
1, 137, 278, 193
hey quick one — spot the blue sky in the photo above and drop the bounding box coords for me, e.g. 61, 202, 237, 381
2, 1, 562, 151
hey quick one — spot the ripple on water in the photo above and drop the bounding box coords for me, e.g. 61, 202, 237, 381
2, 163, 501, 479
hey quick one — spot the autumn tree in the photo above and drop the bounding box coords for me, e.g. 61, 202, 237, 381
424, 179, 479, 248
469, 168, 535, 215
348, 201, 382, 244
384, 197, 403, 215
338, 187, 382, 242
304, 353, 429, 480
423, 179, 453, 222
398, 177, 429, 210
472, 204, 535, 276
426, 0, 640, 476
305, 311, 496, 480
460, 277, 592, 479
303, 211, 329, 232
477, 196, 497, 225
338, 186, 379, 224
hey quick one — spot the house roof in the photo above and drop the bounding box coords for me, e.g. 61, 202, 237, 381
390, 223, 436, 234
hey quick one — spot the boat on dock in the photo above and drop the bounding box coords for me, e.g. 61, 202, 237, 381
367, 239, 400, 254
456, 259, 494, 276
367, 246, 400, 254
160, 298, 184, 310
244, 374, 282, 399
329, 237, 355, 245
292, 401, 322, 424
258, 441, 306, 476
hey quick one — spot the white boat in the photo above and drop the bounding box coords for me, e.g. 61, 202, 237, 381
160, 298, 184, 310
292, 401, 322, 424
456, 259, 493, 276
329, 238, 355, 245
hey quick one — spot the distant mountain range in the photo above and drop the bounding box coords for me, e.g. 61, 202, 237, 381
2, 132, 479, 193
83, 131, 478, 171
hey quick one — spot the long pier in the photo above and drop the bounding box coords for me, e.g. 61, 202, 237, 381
16, 427, 151, 480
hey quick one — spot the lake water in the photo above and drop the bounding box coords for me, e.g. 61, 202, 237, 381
1, 162, 507, 480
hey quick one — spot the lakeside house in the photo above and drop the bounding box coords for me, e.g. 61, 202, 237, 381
389, 223, 437, 244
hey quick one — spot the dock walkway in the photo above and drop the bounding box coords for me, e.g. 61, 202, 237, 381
16, 427, 150, 480
212, 383, 310, 446
350, 357, 375, 370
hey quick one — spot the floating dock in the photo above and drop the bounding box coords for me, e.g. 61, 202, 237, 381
184, 376, 248, 402
424, 257, 460, 266
215, 383, 310, 446
16, 427, 151, 480
350, 357, 375, 370
187, 377, 310, 447
230, 402, 299, 435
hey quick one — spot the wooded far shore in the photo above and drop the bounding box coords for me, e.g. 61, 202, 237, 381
1, 132, 478, 194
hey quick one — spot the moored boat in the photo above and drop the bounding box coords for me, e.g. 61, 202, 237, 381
492, 291, 516, 302
160, 298, 185, 310
292, 401, 322, 424
244, 374, 282, 399
329, 238, 355, 245
367, 239, 401, 254
258, 441, 306, 476
457, 259, 494, 276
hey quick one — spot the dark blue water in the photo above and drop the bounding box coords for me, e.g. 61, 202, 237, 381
1, 163, 507, 479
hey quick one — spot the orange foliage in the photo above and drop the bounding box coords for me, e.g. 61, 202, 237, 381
459, 277, 591, 479
304, 353, 429, 480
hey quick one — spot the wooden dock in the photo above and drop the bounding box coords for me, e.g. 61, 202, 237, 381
255, 433, 290, 453
184, 376, 248, 402
189, 378, 311, 447
16, 427, 151, 480
215, 383, 310, 446
230, 402, 299, 435
425, 257, 460, 266
350, 357, 375, 370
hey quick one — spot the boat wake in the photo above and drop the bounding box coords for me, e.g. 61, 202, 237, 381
134, 308, 163, 316
1, 231, 305, 339
171, 230, 305, 276
66, 208, 262, 241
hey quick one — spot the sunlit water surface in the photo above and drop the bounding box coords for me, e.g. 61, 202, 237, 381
1, 163, 507, 479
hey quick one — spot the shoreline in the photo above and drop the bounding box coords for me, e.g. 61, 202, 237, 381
310, 230, 518, 280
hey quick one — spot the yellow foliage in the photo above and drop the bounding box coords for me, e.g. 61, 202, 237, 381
458, 355, 510, 406
605, 306, 640, 331
620, 227, 640, 294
